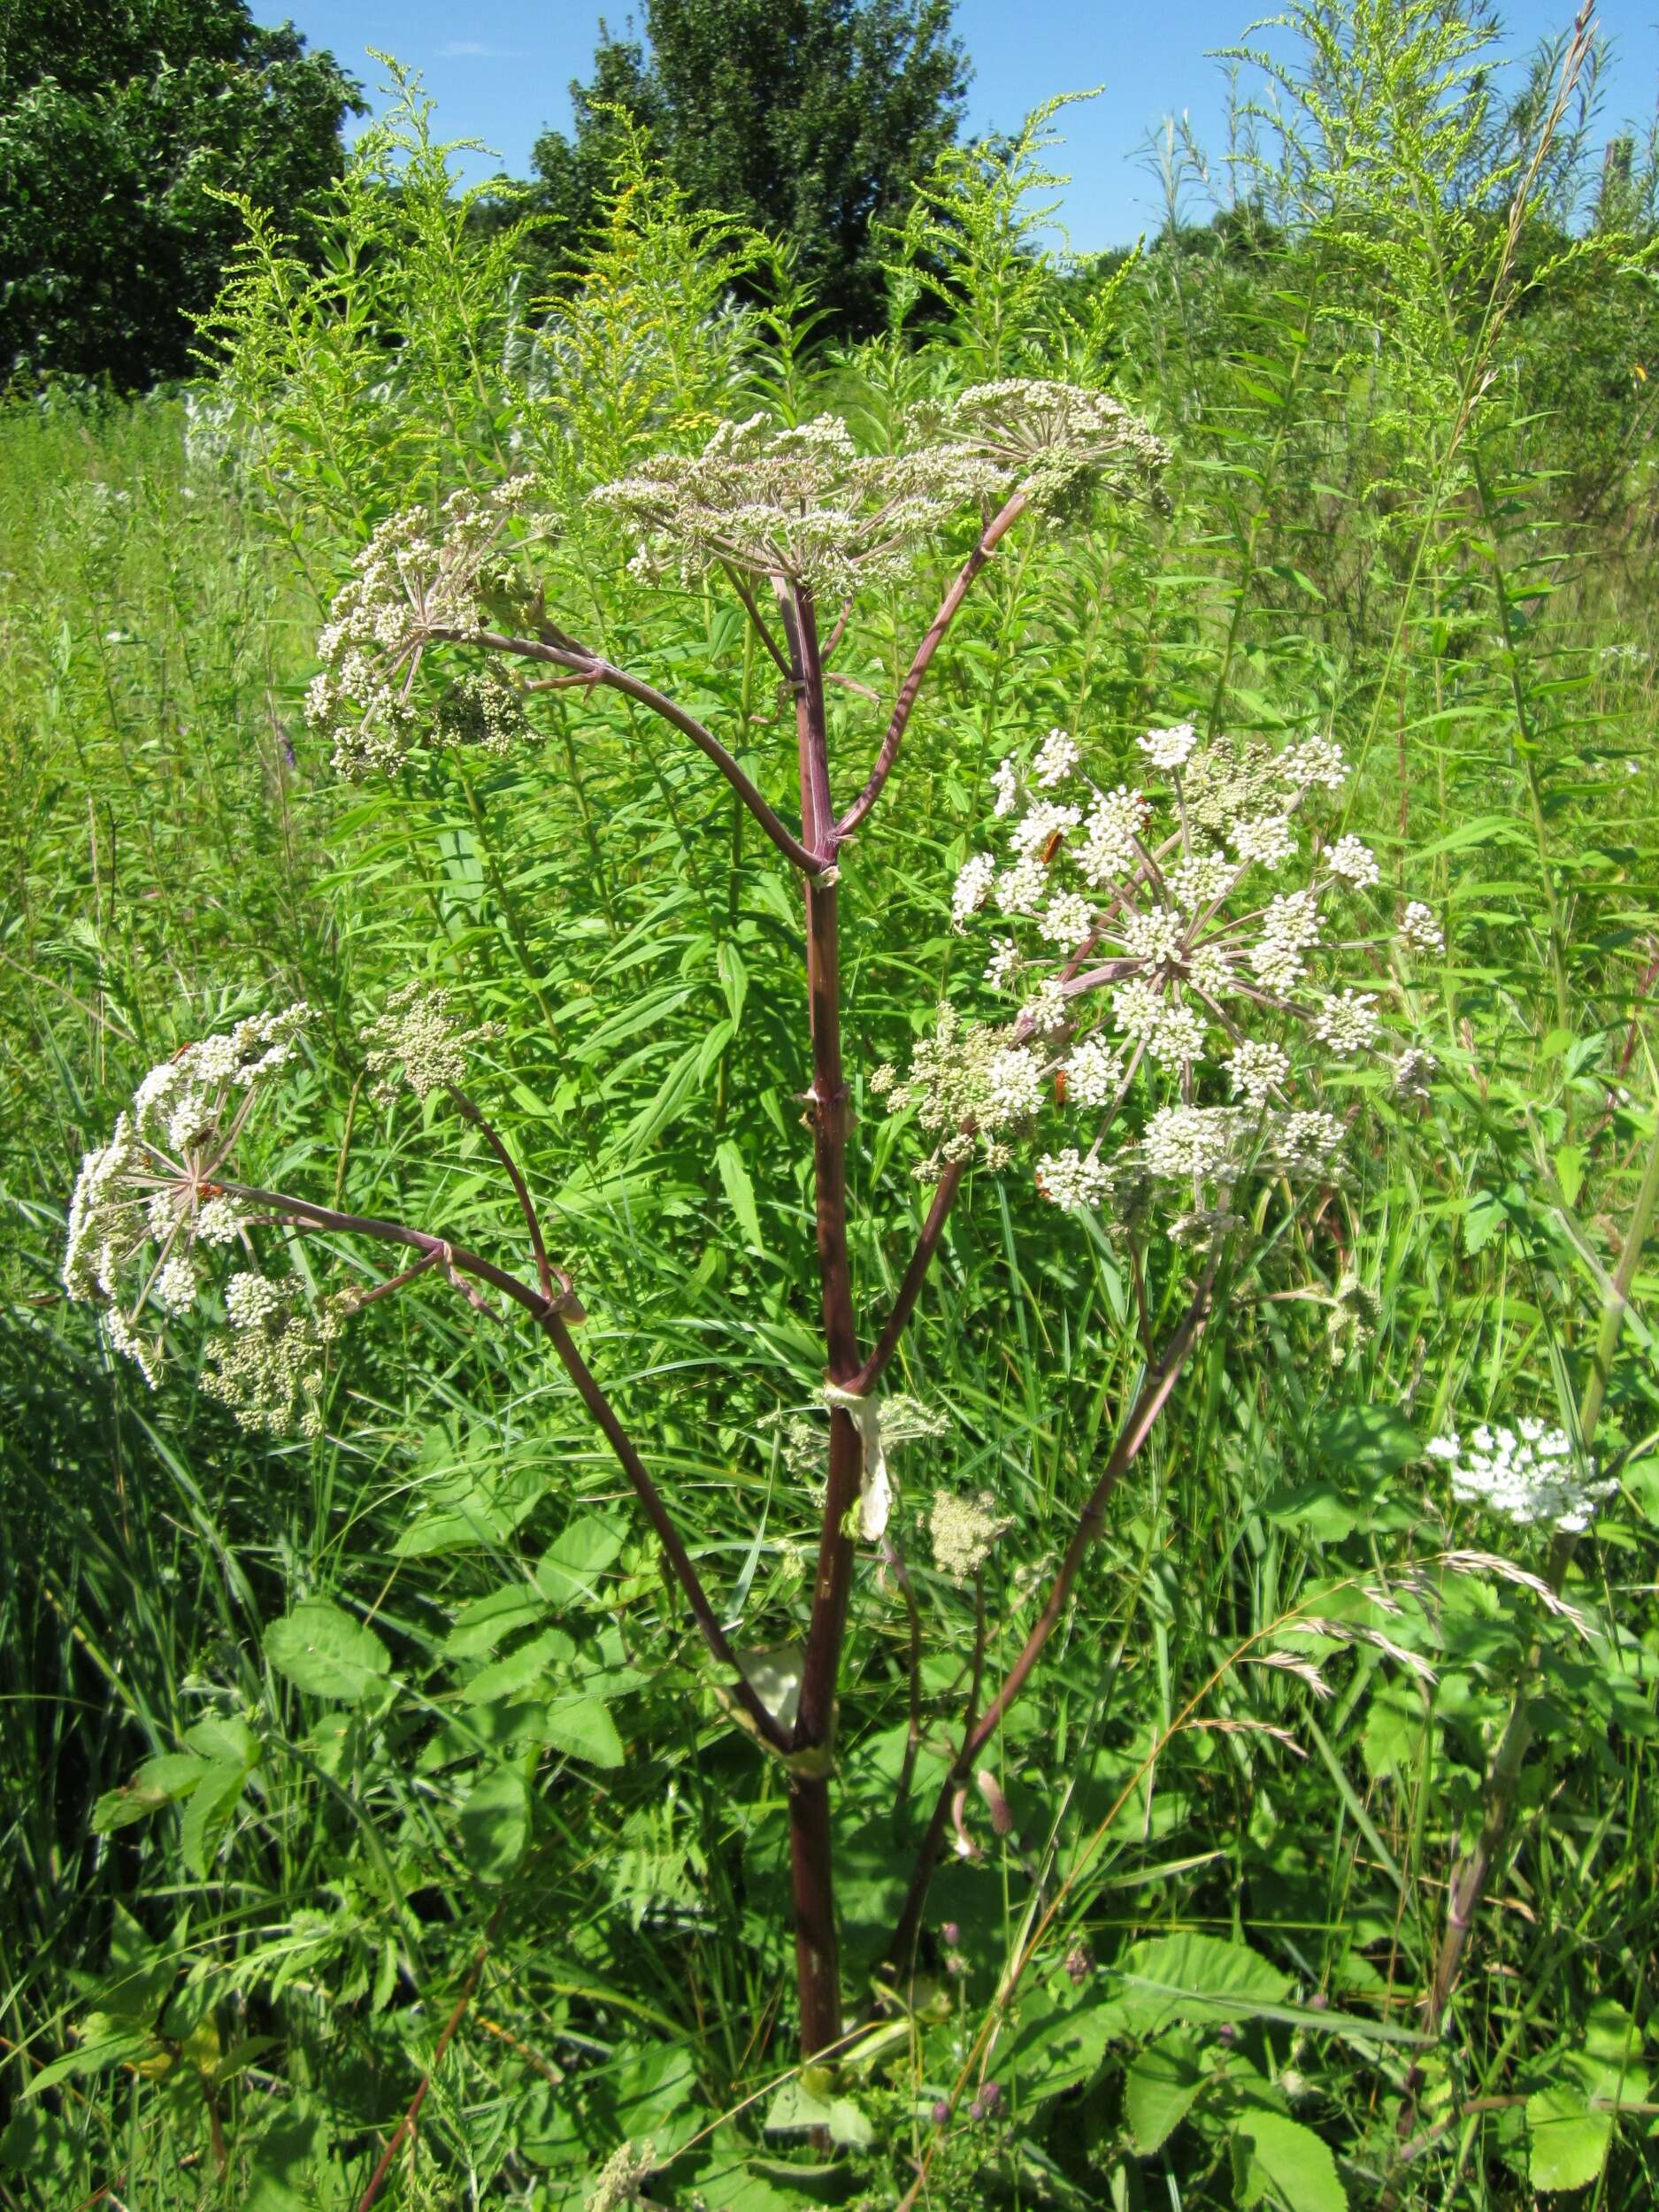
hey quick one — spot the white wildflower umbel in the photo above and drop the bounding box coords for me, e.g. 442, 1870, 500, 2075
62, 1007, 313, 1398
876, 719, 1439, 1237
1427, 1422, 1616, 1534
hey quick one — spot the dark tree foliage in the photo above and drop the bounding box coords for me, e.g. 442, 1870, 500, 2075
0, 0, 364, 389
528, 0, 968, 332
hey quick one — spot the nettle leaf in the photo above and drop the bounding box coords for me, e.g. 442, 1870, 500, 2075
534, 1514, 628, 1607
265, 1601, 391, 1703
445, 1581, 550, 1659
1104, 1933, 1293, 2038
1235, 2111, 1348, 2211
1527, 2084, 1614, 2192
1125, 2031, 1207, 2154
542, 1695, 625, 1767
457, 1765, 530, 1882
460, 1626, 576, 1707
1003, 1985, 1117, 2102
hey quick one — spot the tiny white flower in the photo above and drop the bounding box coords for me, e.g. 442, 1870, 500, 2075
1325, 835, 1380, 889
1039, 890, 1094, 948
1139, 721, 1198, 772
1033, 728, 1081, 786
1036, 1148, 1109, 1210
952, 853, 996, 926
992, 757, 1021, 817
1401, 901, 1445, 956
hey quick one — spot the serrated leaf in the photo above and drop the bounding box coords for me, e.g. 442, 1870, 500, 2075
1528, 2084, 1614, 2191
541, 1696, 625, 1767
457, 1765, 530, 1881
1236, 2111, 1347, 2210
460, 1626, 575, 1706
534, 1515, 627, 1606
1125, 2032, 1205, 2154
1105, 1932, 1293, 2037
445, 1581, 549, 1659
265, 1601, 390, 1703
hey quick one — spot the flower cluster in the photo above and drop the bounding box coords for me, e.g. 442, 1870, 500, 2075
589, 381, 1167, 597
591, 412, 1005, 597
929, 1490, 1012, 1583
364, 983, 502, 1108
61, 1006, 352, 1432
1427, 1422, 1616, 1533
882, 722, 1441, 1225
305, 478, 537, 778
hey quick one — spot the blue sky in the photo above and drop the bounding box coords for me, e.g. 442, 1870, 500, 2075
281, 2, 1659, 250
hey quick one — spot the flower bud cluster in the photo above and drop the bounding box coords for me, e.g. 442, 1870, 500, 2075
886, 723, 1441, 1224
364, 982, 503, 1108
305, 478, 536, 778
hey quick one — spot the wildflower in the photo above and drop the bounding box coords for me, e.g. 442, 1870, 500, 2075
1229, 813, 1295, 871
991, 757, 1021, 817
1168, 849, 1233, 911
1121, 905, 1187, 969
584, 2139, 658, 2212
1064, 1035, 1125, 1110
1281, 733, 1348, 789
868, 1062, 897, 1097
1033, 727, 1080, 786
1038, 890, 1094, 949
1076, 784, 1146, 888
1265, 1110, 1345, 1175
984, 937, 1022, 990
1312, 990, 1379, 1056
1142, 1105, 1248, 1182
1010, 799, 1082, 857
1226, 1039, 1289, 1107
1427, 1422, 1615, 1533
1392, 1045, 1436, 1101
1325, 834, 1380, 888
995, 855, 1047, 917
1035, 1147, 1109, 1209
952, 854, 996, 926
1147, 999, 1207, 1066
1401, 901, 1445, 956
1139, 721, 1198, 772
929, 1489, 1012, 1580
1018, 979, 1068, 1036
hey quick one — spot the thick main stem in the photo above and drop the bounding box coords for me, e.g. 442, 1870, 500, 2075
782, 585, 862, 2056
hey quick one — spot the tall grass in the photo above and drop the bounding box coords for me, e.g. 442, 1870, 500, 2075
3, 5, 1658, 2206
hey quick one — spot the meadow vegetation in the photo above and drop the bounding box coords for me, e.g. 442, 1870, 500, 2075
3, 6, 1659, 2207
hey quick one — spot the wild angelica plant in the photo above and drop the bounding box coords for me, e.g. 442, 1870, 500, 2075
65, 381, 1439, 2060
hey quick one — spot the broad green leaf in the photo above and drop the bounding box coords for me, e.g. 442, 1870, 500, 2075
827, 2097, 874, 2147
535, 1515, 627, 1606
1105, 1933, 1293, 2037
1528, 2085, 1614, 2191
265, 1601, 390, 1703
457, 1766, 530, 1882
1236, 2111, 1347, 2210
715, 1138, 766, 1252
1125, 2032, 1206, 2154
445, 1582, 549, 1659
764, 2078, 834, 2134
542, 1696, 625, 1767
182, 1715, 259, 1766
461, 1626, 575, 1706
1003, 1985, 1116, 2101
25, 2026, 157, 2095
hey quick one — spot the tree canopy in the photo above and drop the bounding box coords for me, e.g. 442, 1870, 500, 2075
0, 0, 363, 388
528, 0, 968, 332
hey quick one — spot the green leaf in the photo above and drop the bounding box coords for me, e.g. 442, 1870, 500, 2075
457, 1765, 530, 1881
764, 2078, 835, 2134
445, 1581, 550, 1659
1105, 1933, 1293, 2037
25, 2027, 157, 2095
1528, 2085, 1614, 2191
1236, 2111, 1347, 2210
180, 1762, 250, 1879
542, 1696, 625, 1767
461, 1626, 575, 1706
1125, 2032, 1206, 2154
535, 1515, 627, 1607
826, 2097, 874, 2147
1002, 1985, 1116, 2102
715, 1137, 766, 1252
265, 1601, 390, 1703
